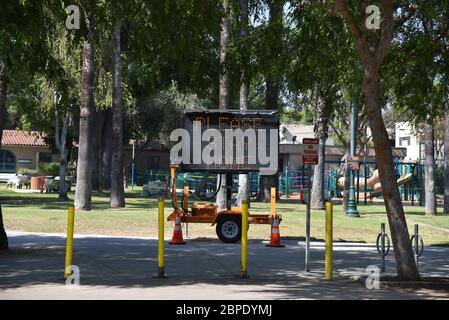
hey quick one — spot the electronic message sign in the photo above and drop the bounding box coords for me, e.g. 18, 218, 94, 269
172, 110, 279, 174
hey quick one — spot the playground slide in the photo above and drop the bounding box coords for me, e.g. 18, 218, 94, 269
337, 169, 380, 190
371, 172, 413, 193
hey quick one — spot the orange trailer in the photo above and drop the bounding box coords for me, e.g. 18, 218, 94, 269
167, 165, 276, 243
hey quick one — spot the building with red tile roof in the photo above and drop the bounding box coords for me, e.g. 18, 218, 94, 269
0, 130, 56, 174
1, 130, 47, 147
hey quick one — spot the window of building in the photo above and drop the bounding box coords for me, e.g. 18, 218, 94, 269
147, 156, 160, 170
18, 158, 32, 166
399, 137, 411, 147
39, 152, 52, 163
0, 150, 16, 173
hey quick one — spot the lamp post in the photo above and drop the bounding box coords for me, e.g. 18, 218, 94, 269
346, 100, 360, 217
131, 140, 135, 191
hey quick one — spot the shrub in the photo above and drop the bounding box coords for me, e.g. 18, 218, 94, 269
39, 162, 60, 176
17, 168, 38, 176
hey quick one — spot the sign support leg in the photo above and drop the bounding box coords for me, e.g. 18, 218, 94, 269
305, 165, 311, 272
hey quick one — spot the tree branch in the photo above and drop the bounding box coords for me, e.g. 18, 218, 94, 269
329, 119, 347, 146
375, 0, 394, 64
333, 0, 366, 58
55, 109, 61, 152
61, 113, 70, 153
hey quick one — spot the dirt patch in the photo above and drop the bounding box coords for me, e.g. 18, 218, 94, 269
381, 276, 449, 293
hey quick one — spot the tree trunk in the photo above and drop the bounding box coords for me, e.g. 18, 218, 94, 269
237, 174, 249, 207
0, 60, 6, 145
0, 201, 8, 251
257, 177, 271, 202
101, 108, 113, 192
311, 132, 327, 209
311, 98, 329, 210
236, 78, 249, 206
110, 25, 125, 208
216, 0, 231, 209
91, 109, 104, 192
55, 111, 70, 201
59, 157, 69, 199
236, 75, 249, 207
363, 64, 419, 280
261, 75, 279, 202
334, 0, 419, 280
74, 40, 95, 211
259, 0, 283, 202
218, 0, 230, 112
0, 59, 9, 251
423, 121, 436, 215
445, 113, 449, 214
236, 79, 250, 207
236, 0, 250, 208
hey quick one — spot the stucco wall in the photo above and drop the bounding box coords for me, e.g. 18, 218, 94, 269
123, 149, 170, 173
1, 145, 58, 172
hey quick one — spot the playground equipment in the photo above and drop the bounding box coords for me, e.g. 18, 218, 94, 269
337, 169, 413, 198
325, 159, 425, 205
371, 172, 413, 194
337, 169, 380, 190
166, 110, 281, 244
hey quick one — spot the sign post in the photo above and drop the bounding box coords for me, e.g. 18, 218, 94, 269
302, 138, 319, 272
346, 100, 360, 217
305, 165, 311, 272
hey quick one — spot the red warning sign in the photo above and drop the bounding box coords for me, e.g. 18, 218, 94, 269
302, 138, 319, 165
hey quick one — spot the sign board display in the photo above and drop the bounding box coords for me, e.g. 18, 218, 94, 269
178, 110, 279, 174
302, 138, 319, 165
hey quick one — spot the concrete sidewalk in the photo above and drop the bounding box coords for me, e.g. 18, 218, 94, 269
0, 231, 448, 299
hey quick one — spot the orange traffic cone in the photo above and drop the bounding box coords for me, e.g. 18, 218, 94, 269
169, 214, 186, 245
266, 215, 285, 247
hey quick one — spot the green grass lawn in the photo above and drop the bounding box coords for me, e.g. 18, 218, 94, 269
1, 185, 449, 246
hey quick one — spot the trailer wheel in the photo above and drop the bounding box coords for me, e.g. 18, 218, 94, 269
216, 215, 241, 243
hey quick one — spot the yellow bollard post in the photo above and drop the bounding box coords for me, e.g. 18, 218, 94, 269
157, 197, 166, 278
64, 206, 75, 279
241, 200, 249, 278
325, 202, 333, 280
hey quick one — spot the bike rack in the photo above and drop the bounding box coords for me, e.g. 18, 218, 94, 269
410, 224, 424, 270
376, 223, 390, 273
